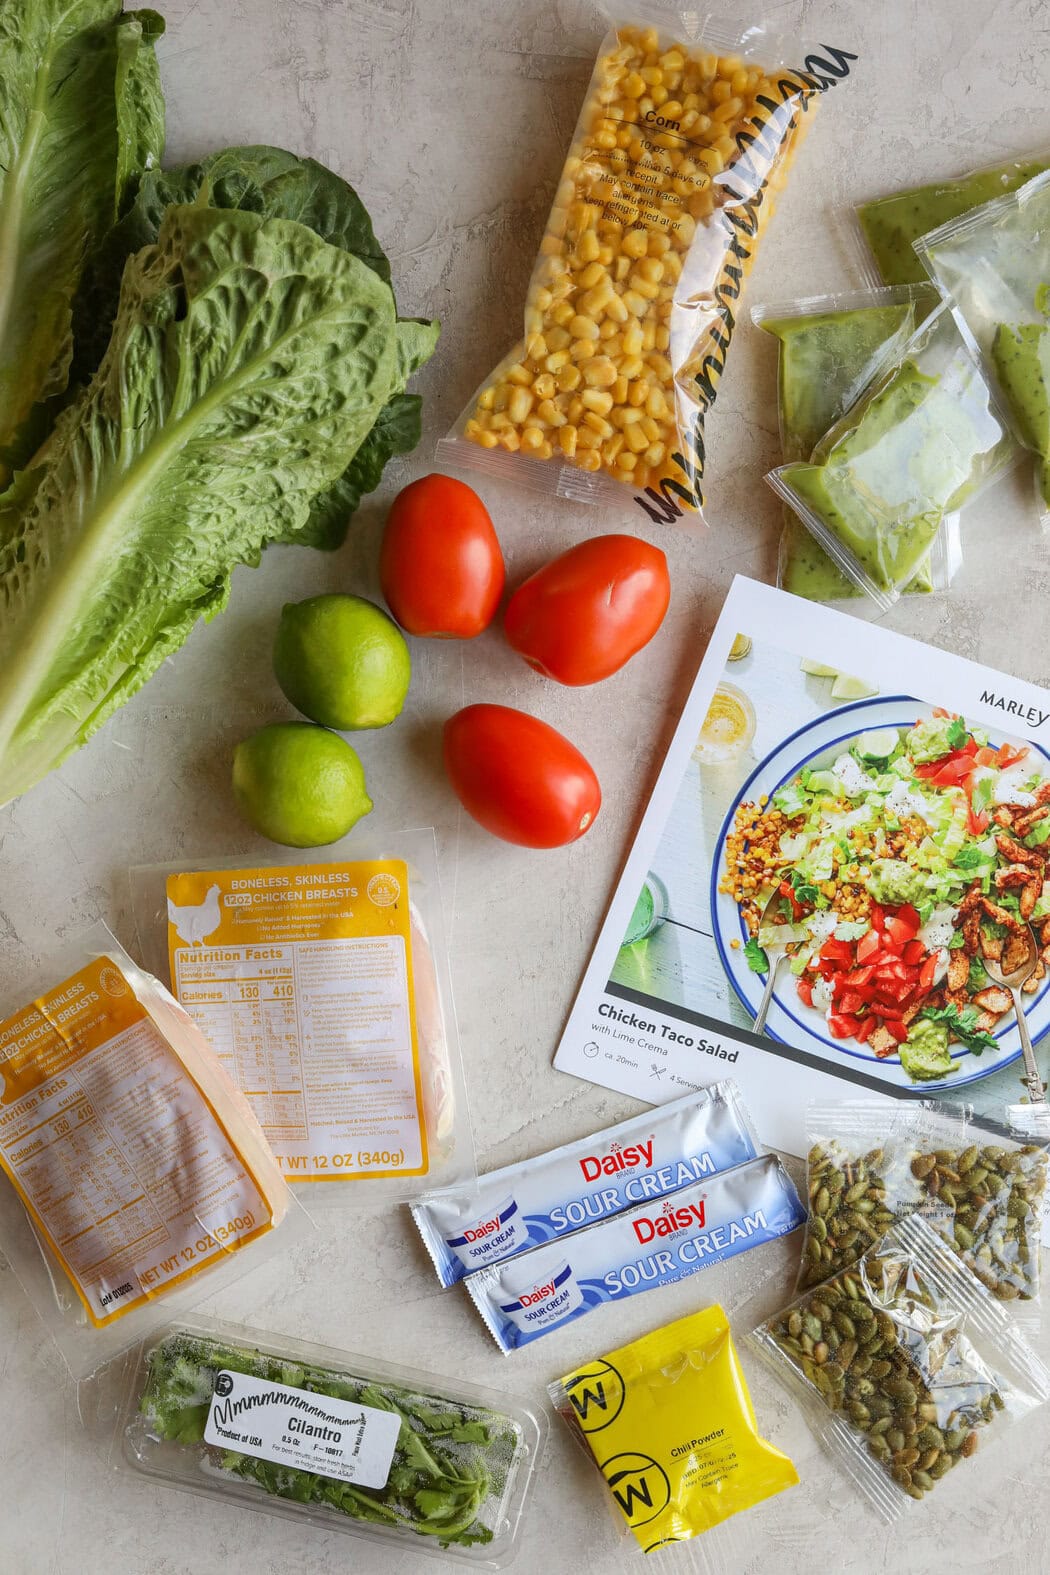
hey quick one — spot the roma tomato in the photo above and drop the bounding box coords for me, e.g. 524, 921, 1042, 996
442, 704, 601, 848
504, 534, 670, 685
380, 474, 505, 638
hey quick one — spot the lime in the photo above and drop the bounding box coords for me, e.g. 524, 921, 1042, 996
274, 594, 411, 730
831, 672, 879, 701
232, 722, 372, 847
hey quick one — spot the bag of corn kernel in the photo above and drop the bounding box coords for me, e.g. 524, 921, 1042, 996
438, 9, 856, 524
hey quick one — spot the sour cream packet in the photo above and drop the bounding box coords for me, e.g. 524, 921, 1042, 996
466, 1153, 804, 1352
411, 1081, 759, 1287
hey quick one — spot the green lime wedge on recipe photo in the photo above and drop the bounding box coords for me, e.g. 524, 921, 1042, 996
232, 722, 373, 847
274, 593, 411, 730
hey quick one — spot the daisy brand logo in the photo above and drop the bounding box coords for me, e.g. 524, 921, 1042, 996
632, 1196, 706, 1245
579, 1136, 654, 1182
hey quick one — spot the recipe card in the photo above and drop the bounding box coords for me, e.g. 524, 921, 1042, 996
554, 576, 1050, 1156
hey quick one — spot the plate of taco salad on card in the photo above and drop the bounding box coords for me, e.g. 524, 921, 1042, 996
712, 698, 1050, 1086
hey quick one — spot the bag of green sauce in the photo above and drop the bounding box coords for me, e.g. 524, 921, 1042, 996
766, 301, 1016, 610
753, 286, 953, 602
916, 168, 1050, 519
855, 150, 1050, 287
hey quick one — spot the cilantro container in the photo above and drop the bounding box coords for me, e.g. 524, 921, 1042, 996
115, 1317, 546, 1566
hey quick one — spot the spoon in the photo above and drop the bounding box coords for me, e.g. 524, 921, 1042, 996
980, 924, 1048, 1106
751, 886, 794, 1035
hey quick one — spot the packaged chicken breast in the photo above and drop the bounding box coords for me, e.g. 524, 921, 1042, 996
439, 7, 856, 523
0, 926, 302, 1378
131, 829, 474, 1205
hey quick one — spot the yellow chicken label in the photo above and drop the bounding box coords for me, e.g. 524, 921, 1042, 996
558, 1305, 797, 1550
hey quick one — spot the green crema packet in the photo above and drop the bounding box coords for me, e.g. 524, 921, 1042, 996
757, 294, 935, 600
858, 153, 1050, 286
916, 171, 1050, 515
123, 1324, 543, 1559
991, 285, 1050, 505
772, 304, 1012, 607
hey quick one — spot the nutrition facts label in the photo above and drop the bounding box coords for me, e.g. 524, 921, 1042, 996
167, 861, 426, 1181
0, 958, 270, 1327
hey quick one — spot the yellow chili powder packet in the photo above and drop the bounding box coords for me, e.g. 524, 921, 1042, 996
551, 1304, 797, 1551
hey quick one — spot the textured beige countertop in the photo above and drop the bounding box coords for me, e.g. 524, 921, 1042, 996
2, 1, 1049, 1571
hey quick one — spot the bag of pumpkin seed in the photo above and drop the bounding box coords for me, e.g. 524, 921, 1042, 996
752, 1212, 1050, 1521
795, 1101, 1048, 1328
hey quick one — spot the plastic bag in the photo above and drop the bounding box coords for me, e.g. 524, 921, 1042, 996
795, 1102, 1048, 1326
130, 829, 474, 1205
751, 1212, 1050, 1520
550, 1305, 797, 1552
915, 168, 1050, 520
766, 299, 1016, 610
438, 8, 856, 523
854, 150, 1050, 287
109, 1316, 545, 1567
0, 925, 304, 1378
752, 284, 961, 601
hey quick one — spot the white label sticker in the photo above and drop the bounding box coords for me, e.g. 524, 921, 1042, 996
204, 1369, 401, 1489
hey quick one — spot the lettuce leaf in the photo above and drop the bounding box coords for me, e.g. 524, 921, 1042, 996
70, 144, 437, 545
0, 1, 165, 479
0, 203, 399, 806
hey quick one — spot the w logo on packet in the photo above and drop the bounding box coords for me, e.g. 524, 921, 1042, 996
564, 1359, 624, 1432
603, 1453, 671, 1527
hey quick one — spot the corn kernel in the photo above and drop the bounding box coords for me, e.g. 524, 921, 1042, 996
582, 357, 617, 388
557, 364, 582, 394
604, 294, 630, 324
628, 377, 650, 407
475, 430, 499, 449
622, 325, 644, 357
506, 364, 532, 387
641, 415, 661, 442
644, 441, 665, 467
624, 422, 650, 453
558, 424, 578, 458
576, 425, 601, 449
545, 350, 570, 373
583, 411, 614, 438
578, 229, 601, 263
476, 387, 496, 411
499, 431, 521, 452
521, 426, 545, 452
622, 229, 648, 259
569, 314, 600, 340
581, 389, 614, 416
602, 433, 625, 464
578, 447, 603, 471
578, 261, 606, 290
533, 373, 556, 400
612, 373, 629, 403
567, 396, 584, 423
616, 452, 637, 472
508, 387, 534, 424
537, 398, 566, 426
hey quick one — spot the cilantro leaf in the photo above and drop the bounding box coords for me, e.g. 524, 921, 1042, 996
971, 776, 994, 815
920, 1003, 998, 1055
744, 937, 770, 973
946, 716, 970, 750
787, 868, 820, 906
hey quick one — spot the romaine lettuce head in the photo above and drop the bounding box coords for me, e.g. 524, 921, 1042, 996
0, 202, 399, 806
0, 1, 165, 478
